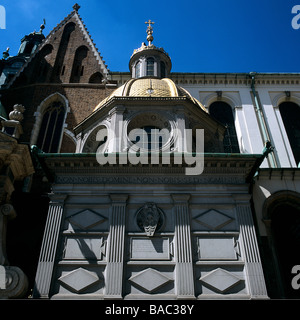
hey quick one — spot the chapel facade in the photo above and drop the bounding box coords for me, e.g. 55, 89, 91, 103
0, 4, 299, 299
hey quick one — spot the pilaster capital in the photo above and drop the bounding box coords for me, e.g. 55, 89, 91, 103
171, 194, 190, 204
232, 194, 252, 205
108, 105, 126, 116
110, 194, 128, 204
48, 193, 68, 205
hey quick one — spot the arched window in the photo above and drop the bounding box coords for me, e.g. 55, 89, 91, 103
160, 61, 166, 78
263, 191, 300, 299
89, 72, 103, 84
279, 102, 300, 165
135, 61, 141, 78
70, 46, 89, 83
36, 101, 65, 153
271, 203, 300, 298
146, 58, 154, 76
209, 101, 240, 153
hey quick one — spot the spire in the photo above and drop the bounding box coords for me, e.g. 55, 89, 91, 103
145, 20, 155, 46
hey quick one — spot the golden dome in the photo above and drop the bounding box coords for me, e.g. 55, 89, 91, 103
94, 78, 207, 112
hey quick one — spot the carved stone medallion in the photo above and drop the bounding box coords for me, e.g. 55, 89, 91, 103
136, 203, 164, 236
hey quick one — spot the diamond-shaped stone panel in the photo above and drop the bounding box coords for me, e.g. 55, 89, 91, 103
200, 268, 242, 293
58, 267, 100, 293
194, 209, 234, 230
68, 209, 106, 230
129, 268, 171, 293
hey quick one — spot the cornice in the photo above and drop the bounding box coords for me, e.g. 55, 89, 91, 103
255, 168, 300, 181
110, 72, 300, 87
41, 153, 260, 185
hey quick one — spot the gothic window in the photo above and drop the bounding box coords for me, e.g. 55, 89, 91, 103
36, 101, 65, 153
209, 101, 240, 153
70, 46, 89, 83
279, 102, 300, 165
146, 58, 154, 76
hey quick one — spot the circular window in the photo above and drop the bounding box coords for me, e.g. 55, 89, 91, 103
126, 112, 173, 152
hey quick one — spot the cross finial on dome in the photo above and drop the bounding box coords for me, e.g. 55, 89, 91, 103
145, 19, 155, 45
73, 3, 81, 12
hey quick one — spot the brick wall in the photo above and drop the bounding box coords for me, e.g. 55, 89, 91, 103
1, 12, 116, 147
2, 84, 115, 144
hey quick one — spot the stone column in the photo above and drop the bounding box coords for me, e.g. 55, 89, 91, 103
0, 203, 28, 299
235, 197, 269, 299
172, 194, 195, 299
104, 194, 128, 299
33, 194, 67, 299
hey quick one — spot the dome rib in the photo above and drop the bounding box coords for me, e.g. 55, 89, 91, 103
162, 78, 178, 97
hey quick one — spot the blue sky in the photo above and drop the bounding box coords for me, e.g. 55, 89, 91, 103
0, 0, 300, 73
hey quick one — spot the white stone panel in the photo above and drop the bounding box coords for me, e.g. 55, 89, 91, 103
198, 237, 237, 260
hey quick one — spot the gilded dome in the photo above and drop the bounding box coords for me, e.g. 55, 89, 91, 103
94, 78, 207, 112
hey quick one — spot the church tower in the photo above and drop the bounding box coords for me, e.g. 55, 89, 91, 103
0, 21, 45, 88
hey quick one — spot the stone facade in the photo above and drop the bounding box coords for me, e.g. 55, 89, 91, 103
32, 155, 268, 299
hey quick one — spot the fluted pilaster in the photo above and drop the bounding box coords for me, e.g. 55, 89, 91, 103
104, 194, 128, 299
172, 194, 195, 299
236, 202, 269, 299
33, 194, 67, 298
